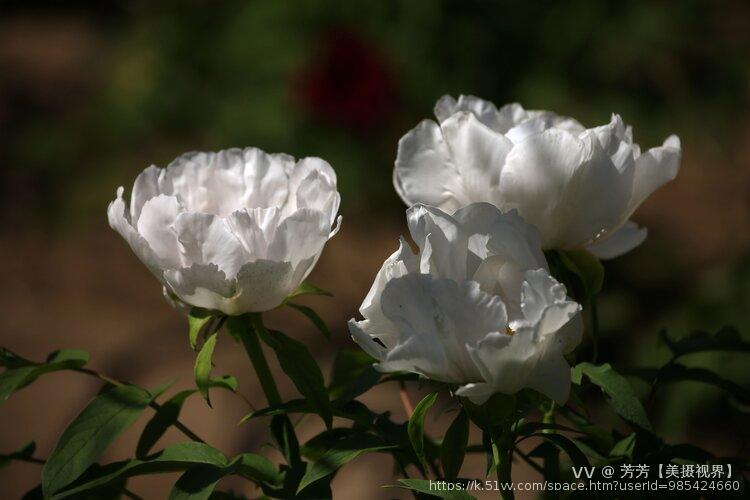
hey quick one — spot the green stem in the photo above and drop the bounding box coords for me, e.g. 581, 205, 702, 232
542, 403, 555, 428
492, 431, 514, 500
239, 313, 282, 406
9, 455, 46, 465
541, 400, 560, 486
589, 294, 600, 363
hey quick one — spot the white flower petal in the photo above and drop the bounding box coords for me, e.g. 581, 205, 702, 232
268, 209, 332, 266
453, 203, 546, 273
107, 188, 164, 276
587, 220, 647, 260
504, 118, 547, 144
163, 259, 301, 315
556, 132, 634, 248
394, 119, 465, 211
231, 259, 303, 313
225, 207, 281, 258
465, 296, 581, 404
520, 269, 581, 347
378, 274, 507, 383
435, 94, 513, 133
523, 344, 574, 404
627, 135, 681, 215
160, 148, 291, 215
525, 110, 585, 134
292, 161, 341, 226
130, 165, 161, 223
407, 204, 468, 282
360, 237, 418, 319
471, 257, 525, 320
348, 319, 388, 361
174, 212, 249, 278
163, 263, 236, 312
440, 112, 514, 200
239, 148, 293, 209
288, 156, 337, 194
454, 382, 497, 405
498, 129, 591, 247
136, 194, 184, 268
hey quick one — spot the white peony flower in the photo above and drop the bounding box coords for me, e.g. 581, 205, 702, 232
108, 147, 341, 315
349, 203, 582, 404
393, 94, 681, 259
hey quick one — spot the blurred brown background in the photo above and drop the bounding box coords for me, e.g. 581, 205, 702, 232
1, 1, 749, 498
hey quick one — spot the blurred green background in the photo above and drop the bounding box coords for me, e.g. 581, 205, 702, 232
1, 0, 749, 494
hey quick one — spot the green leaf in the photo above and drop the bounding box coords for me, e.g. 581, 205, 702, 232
481, 430, 496, 476
139, 377, 237, 457
546, 249, 604, 301
0, 347, 34, 368
169, 464, 230, 500
512, 421, 583, 436
0, 349, 89, 403
441, 409, 469, 480
258, 328, 332, 428
194, 333, 218, 406
328, 349, 379, 403
572, 362, 652, 431
209, 491, 247, 500
45, 349, 90, 366
461, 392, 516, 430
0, 367, 36, 402
301, 428, 359, 461
661, 326, 750, 359
188, 308, 214, 350
408, 392, 438, 471
522, 433, 590, 468
271, 415, 301, 466
42, 384, 152, 496
234, 453, 282, 487
297, 433, 392, 493
556, 406, 613, 456
392, 478, 476, 499
609, 433, 636, 458
137, 390, 194, 458
283, 282, 332, 304
652, 363, 750, 402
270, 462, 332, 499
149, 378, 178, 401
240, 399, 310, 422
560, 249, 604, 297
51, 442, 230, 499
209, 375, 238, 392
288, 303, 331, 339
241, 399, 377, 428
377, 371, 420, 384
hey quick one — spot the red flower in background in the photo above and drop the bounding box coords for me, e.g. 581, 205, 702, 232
293, 28, 397, 131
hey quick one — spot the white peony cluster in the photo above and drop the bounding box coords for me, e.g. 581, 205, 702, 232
349, 203, 582, 404
108, 147, 341, 315
393, 95, 681, 259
